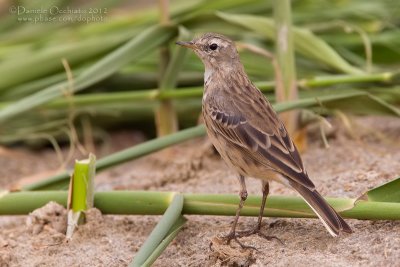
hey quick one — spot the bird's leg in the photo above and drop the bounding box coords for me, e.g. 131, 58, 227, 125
237, 181, 283, 244
257, 181, 269, 230
236, 181, 268, 237
221, 175, 255, 249
226, 175, 247, 239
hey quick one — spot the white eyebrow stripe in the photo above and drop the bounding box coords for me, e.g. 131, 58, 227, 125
210, 38, 224, 47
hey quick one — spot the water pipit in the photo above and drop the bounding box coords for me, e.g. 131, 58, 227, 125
177, 33, 352, 248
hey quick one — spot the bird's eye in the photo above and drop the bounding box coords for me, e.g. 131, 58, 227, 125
209, 43, 218, 50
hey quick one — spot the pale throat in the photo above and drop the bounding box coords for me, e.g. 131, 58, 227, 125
203, 67, 213, 102
204, 62, 235, 84
204, 67, 213, 84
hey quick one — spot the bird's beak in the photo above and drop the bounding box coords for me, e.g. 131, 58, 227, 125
176, 41, 196, 49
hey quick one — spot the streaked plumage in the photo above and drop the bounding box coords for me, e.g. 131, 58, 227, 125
177, 33, 351, 241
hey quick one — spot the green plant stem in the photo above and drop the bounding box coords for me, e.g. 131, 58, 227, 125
131, 194, 184, 267
274, 0, 297, 101
299, 72, 400, 88
273, 0, 299, 135
140, 216, 186, 267
66, 154, 96, 237
156, 26, 191, 137
1, 191, 400, 220
155, 0, 178, 136
1, 71, 393, 110
24, 83, 273, 108
71, 160, 90, 212
71, 154, 96, 212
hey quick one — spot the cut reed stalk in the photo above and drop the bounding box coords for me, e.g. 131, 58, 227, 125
130, 193, 185, 267
155, 0, 179, 136
1, 191, 399, 220
273, 0, 299, 136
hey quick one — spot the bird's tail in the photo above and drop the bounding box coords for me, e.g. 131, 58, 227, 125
290, 182, 352, 237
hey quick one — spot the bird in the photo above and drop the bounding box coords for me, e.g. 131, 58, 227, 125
176, 33, 352, 247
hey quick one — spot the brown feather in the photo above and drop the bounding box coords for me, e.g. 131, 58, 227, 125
290, 181, 352, 235
204, 75, 315, 189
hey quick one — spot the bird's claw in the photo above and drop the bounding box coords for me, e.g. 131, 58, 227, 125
236, 228, 285, 246
219, 231, 257, 250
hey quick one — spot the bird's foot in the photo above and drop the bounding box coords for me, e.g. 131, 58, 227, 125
219, 231, 257, 250
236, 227, 284, 245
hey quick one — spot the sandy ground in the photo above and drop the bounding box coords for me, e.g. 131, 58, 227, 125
0, 116, 400, 266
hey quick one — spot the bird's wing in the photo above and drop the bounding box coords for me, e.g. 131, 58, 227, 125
205, 88, 315, 189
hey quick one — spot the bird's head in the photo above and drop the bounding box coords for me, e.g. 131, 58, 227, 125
176, 33, 240, 71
